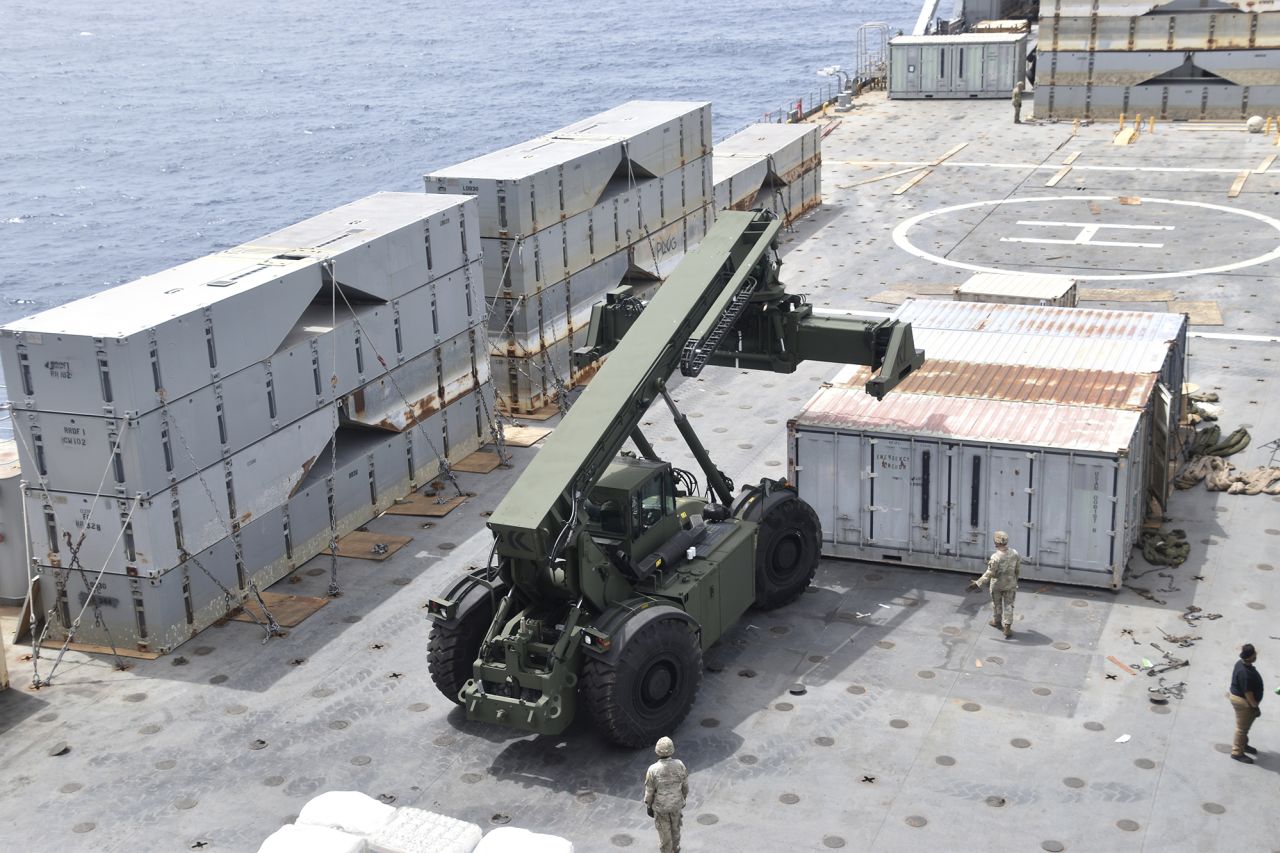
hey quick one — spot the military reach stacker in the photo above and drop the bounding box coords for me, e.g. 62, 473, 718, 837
426, 210, 923, 746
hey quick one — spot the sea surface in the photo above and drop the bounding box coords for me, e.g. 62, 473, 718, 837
0, 0, 919, 325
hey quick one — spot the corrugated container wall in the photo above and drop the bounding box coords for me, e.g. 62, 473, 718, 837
889, 34, 1028, 99
711, 123, 822, 226
786, 300, 1188, 589
789, 391, 1147, 588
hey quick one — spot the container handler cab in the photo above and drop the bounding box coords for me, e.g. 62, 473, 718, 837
426, 210, 923, 746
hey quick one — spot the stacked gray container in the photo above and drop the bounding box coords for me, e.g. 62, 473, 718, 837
1036, 0, 1280, 120
427, 101, 713, 414
0, 192, 490, 653
712, 123, 822, 225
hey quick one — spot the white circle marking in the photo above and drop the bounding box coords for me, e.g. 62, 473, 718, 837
891, 195, 1280, 281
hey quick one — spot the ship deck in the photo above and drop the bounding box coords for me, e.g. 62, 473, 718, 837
3, 93, 1280, 852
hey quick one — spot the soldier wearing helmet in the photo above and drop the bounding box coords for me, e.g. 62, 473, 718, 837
968, 530, 1022, 638
644, 736, 689, 853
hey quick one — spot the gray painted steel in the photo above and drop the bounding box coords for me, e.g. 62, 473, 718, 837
235, 192, 478, 302
0, 442, 26, 605
3, 93, 1280, 853
889, 34, 1027, 99
789, 417, 1145, 588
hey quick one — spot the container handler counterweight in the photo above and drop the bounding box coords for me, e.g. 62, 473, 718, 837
426, 210, 923, 746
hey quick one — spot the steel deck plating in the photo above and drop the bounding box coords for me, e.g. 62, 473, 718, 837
2, 93, 1279, 852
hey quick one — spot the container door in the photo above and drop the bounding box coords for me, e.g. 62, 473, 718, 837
868, 438, 912, 549
986, 449, 1036, 561
1037, 453, 1072, 568
1147, 383, 1171, 509
1067, 457, 1118, 573
838, 433, 868, 547
910, 442, 942, 554
956, 447, 988, 560
905, 46, 922, 95
794, 430, 836, 546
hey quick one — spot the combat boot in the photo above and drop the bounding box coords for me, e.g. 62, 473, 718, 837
988, 619, 999, 628
1002, 625, 1012, 639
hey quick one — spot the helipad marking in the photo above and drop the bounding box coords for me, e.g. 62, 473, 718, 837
892, 196, 1280, 281
1000, 220, 1173, 249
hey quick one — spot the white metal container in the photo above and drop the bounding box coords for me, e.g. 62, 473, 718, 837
713, 154, 770, 211
788, 386, 1147, 588
426, 137, 622, 238
891, 300, 1188, 399
713, 123, 820, 184
553, 101, 712, 180
487, 250, 630, 351
1040, 12, 1280, 52
889, 34, 1028, 99
28, 405, 337, 576
235, 192, 478, 301
629, 204, 713, 280
0, 253, 323, 417
955, 273, 1079, 307
0, 442, 26, 605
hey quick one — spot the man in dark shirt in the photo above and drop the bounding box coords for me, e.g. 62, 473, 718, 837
1228, 643, 1264, 763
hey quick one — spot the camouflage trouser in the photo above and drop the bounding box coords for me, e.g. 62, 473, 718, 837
654, 810, 682, 853
991, 588, 1016, 628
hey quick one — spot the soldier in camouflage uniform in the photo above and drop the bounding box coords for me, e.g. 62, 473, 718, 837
969, 531, 1021, 638
644, 736, 689, 853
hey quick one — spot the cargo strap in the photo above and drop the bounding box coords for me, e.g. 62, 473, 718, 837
12, 422, 133, 685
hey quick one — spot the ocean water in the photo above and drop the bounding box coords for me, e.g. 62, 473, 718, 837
0, 1, 918, 324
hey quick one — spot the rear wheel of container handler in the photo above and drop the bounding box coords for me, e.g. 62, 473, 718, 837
582, 618, 703, 748
427, 599, 494, 705
753, 496, 821, 610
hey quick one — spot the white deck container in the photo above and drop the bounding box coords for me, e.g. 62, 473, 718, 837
789, 383, 1147, 588
712, 123, 820, 184
0, 252, 323, 416
955, 272, 1079, 307
889, 34, 1028, 99
236, 192, 478, 302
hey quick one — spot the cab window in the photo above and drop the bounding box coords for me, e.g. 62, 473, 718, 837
633, 473, 667, 533
586, 497, 626, 537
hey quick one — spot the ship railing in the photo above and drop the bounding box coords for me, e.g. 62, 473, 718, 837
759, 82, 839, 125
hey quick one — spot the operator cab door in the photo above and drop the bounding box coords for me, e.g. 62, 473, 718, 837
630, 468, 680, 560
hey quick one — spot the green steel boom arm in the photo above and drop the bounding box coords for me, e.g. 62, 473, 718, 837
486, 212, 782, 568
486, 210, 924, 573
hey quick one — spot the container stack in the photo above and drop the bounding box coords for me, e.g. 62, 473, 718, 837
711, 124, 821, 225
427, 101, 714, 415
788, 299, 1188, 590
0, 192, 490, 653
1035, 1, 1280, 120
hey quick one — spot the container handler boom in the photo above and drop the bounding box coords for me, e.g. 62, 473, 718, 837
426, 210, 923, 746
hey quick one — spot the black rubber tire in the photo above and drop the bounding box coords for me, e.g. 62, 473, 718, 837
427, 598, 494, 705
753, 496, 821, 610
582, 618, 703, 748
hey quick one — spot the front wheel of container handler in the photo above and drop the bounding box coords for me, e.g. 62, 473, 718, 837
427, 597, 495, 704
582, 618, 703, 748
752, 496, 821, 610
